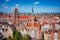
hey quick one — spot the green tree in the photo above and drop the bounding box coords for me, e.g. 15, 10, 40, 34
13, 30, 22, 40
22, 34, 31, 40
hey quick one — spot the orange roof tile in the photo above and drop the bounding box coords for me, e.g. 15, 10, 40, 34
3, 15, 9, 18
42, 21, 48, 26
34, 22, 39, 27
19, 15, 26, 19
27, 22, 31, 27
19, 15, 32, 19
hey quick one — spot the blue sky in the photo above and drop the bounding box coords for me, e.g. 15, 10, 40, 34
0, 0, 60, 13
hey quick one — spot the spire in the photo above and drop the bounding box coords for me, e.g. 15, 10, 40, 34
32, 7, 34, 16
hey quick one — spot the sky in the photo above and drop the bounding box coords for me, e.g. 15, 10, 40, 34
0, 0, 60, 13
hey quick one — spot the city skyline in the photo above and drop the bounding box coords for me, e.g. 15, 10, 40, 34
0, 0, 60, 13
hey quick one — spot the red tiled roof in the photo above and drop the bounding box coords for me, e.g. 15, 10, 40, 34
19, 15, 32, 19
27, 22, 31, 27
19, 15, 38, 19
3, 15, 9, 18
42, 21, 48, 26
34, 22, 39, 27
27, 22, 39, 27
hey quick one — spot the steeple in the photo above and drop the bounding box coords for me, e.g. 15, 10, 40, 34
32, 7, 34, 16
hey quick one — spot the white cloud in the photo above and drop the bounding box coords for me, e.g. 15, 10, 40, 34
11, 4, 20, 9
34, 2, 40, 5
6, 0, 10, 2
15, 4, 20, 7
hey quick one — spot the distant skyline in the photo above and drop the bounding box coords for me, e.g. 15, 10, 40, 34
0, 0, 60, 13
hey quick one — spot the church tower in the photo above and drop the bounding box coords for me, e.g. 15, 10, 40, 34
32, 7, 34, 16
31, 7, 34, 28
14, 8, 19, 20
14, 8, 19, 25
